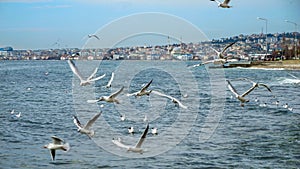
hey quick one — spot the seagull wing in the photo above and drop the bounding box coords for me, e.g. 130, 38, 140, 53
258, 83, 272, 93
226, 80, 240, 97
51, 136, 64, 145
50, 149, 56, 161
241, 85, 257, 97
221, 41, 236, 54
151, 90, 169, 98
126, 91, 138, 97
106, 72, 114, 87
89, 73, 106, 82
73, 115, 83, 129
93, 35, 100, 40
112, 138, 130, 149
140, 79, 153, 92
110, 86, 124, 98
223, 0, 230, 5
173, 98, 188, 109
87, 99, 99, 103
84, 112, 102, 130
135, 123, 149, 148
68, 60, 84, 81
87, 67, 98, 80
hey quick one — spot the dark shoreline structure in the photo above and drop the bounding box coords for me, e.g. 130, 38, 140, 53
0, 32, 299, 62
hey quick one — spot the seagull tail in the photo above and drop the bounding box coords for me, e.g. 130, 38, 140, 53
88, 130, 95, 138
62, 143, 70, 152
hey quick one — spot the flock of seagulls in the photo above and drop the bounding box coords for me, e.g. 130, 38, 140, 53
43, 59, 189, 160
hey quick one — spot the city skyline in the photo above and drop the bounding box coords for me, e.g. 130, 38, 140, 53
0, 0, 299, 49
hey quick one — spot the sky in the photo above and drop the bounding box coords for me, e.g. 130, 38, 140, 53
0, 0, 299, 49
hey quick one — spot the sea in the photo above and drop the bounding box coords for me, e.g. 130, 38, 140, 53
0, 60, 299, 168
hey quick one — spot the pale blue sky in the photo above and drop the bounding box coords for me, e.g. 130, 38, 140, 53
0, 0, 299, 49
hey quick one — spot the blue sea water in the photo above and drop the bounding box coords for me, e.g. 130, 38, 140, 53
0, 60, 299, 168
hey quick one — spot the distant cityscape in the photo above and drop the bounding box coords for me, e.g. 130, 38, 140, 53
0, 32, 299, 61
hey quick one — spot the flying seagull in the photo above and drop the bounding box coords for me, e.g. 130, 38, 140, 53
73, 112, 102, 139
226, 79, 271, 106
105, 72, 115, 88
189, 41, 236, 67
127, 79, 153, 97
43, 136, 70, 161
68, 60, 106, 86
210, 0, 232, 8
112, 123, 149, 154
88, 34, 100, 40
87, 86, 124, 104
211, 41, 236, 60
152, 90, 188, 109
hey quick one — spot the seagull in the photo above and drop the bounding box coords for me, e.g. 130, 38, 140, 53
15, 112, 21, 118
275, 100, 280, 107
87, 86, 124, 104
152, 90, 188, 109
10, 109, 15, 114
143, 115, 148, 122
43, 136, 70, 161
259, 103, 267, 107
189, 41, 236, 67
288, 107, 293, 111
151, 127, 158, 135
127, 79, 153, 97
128, 126, 134, 134
210, 0, 232, 8
88, 34, 100, 40
105, 72, 114, 88
120, 114, 126, 121
283, 103, 289, 109
112, 123, 149, 154
68, 60, 106, 86
226, 79, 272, 106
211, 41, 236, 60
73, 112, 102, 139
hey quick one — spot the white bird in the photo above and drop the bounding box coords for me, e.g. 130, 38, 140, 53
127, 79, 153, 97
151, 127, 158, 135
43, 136, 70, 161
288, 107, 293, 111
254, 97, 259, 102
105, 72, 114, 88
68, 60, 106, 86
88, 34, 100, 40
189, 41, 236, 67
143, 115, 148, 122
112, 123, 149, 154
283, 103, 289, 109
73, 112, 102, 139
226, 79, 272, 106
259, 103, 267, 107
211, 41, 236, 60
275, 100, 280, 107
128, 126, 134, 134
210, 0, 232, 8
120, 114, 126, 121
10, 109, 15, 114
15, 112, 21, 118
152, 90, 188, 109
87, 86, 124, 104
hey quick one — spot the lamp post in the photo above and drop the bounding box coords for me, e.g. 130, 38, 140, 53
257, 17, 268, 58
285, 20, 298, 59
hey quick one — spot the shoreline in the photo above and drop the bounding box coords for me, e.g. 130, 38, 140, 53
248, 60, 300, 70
